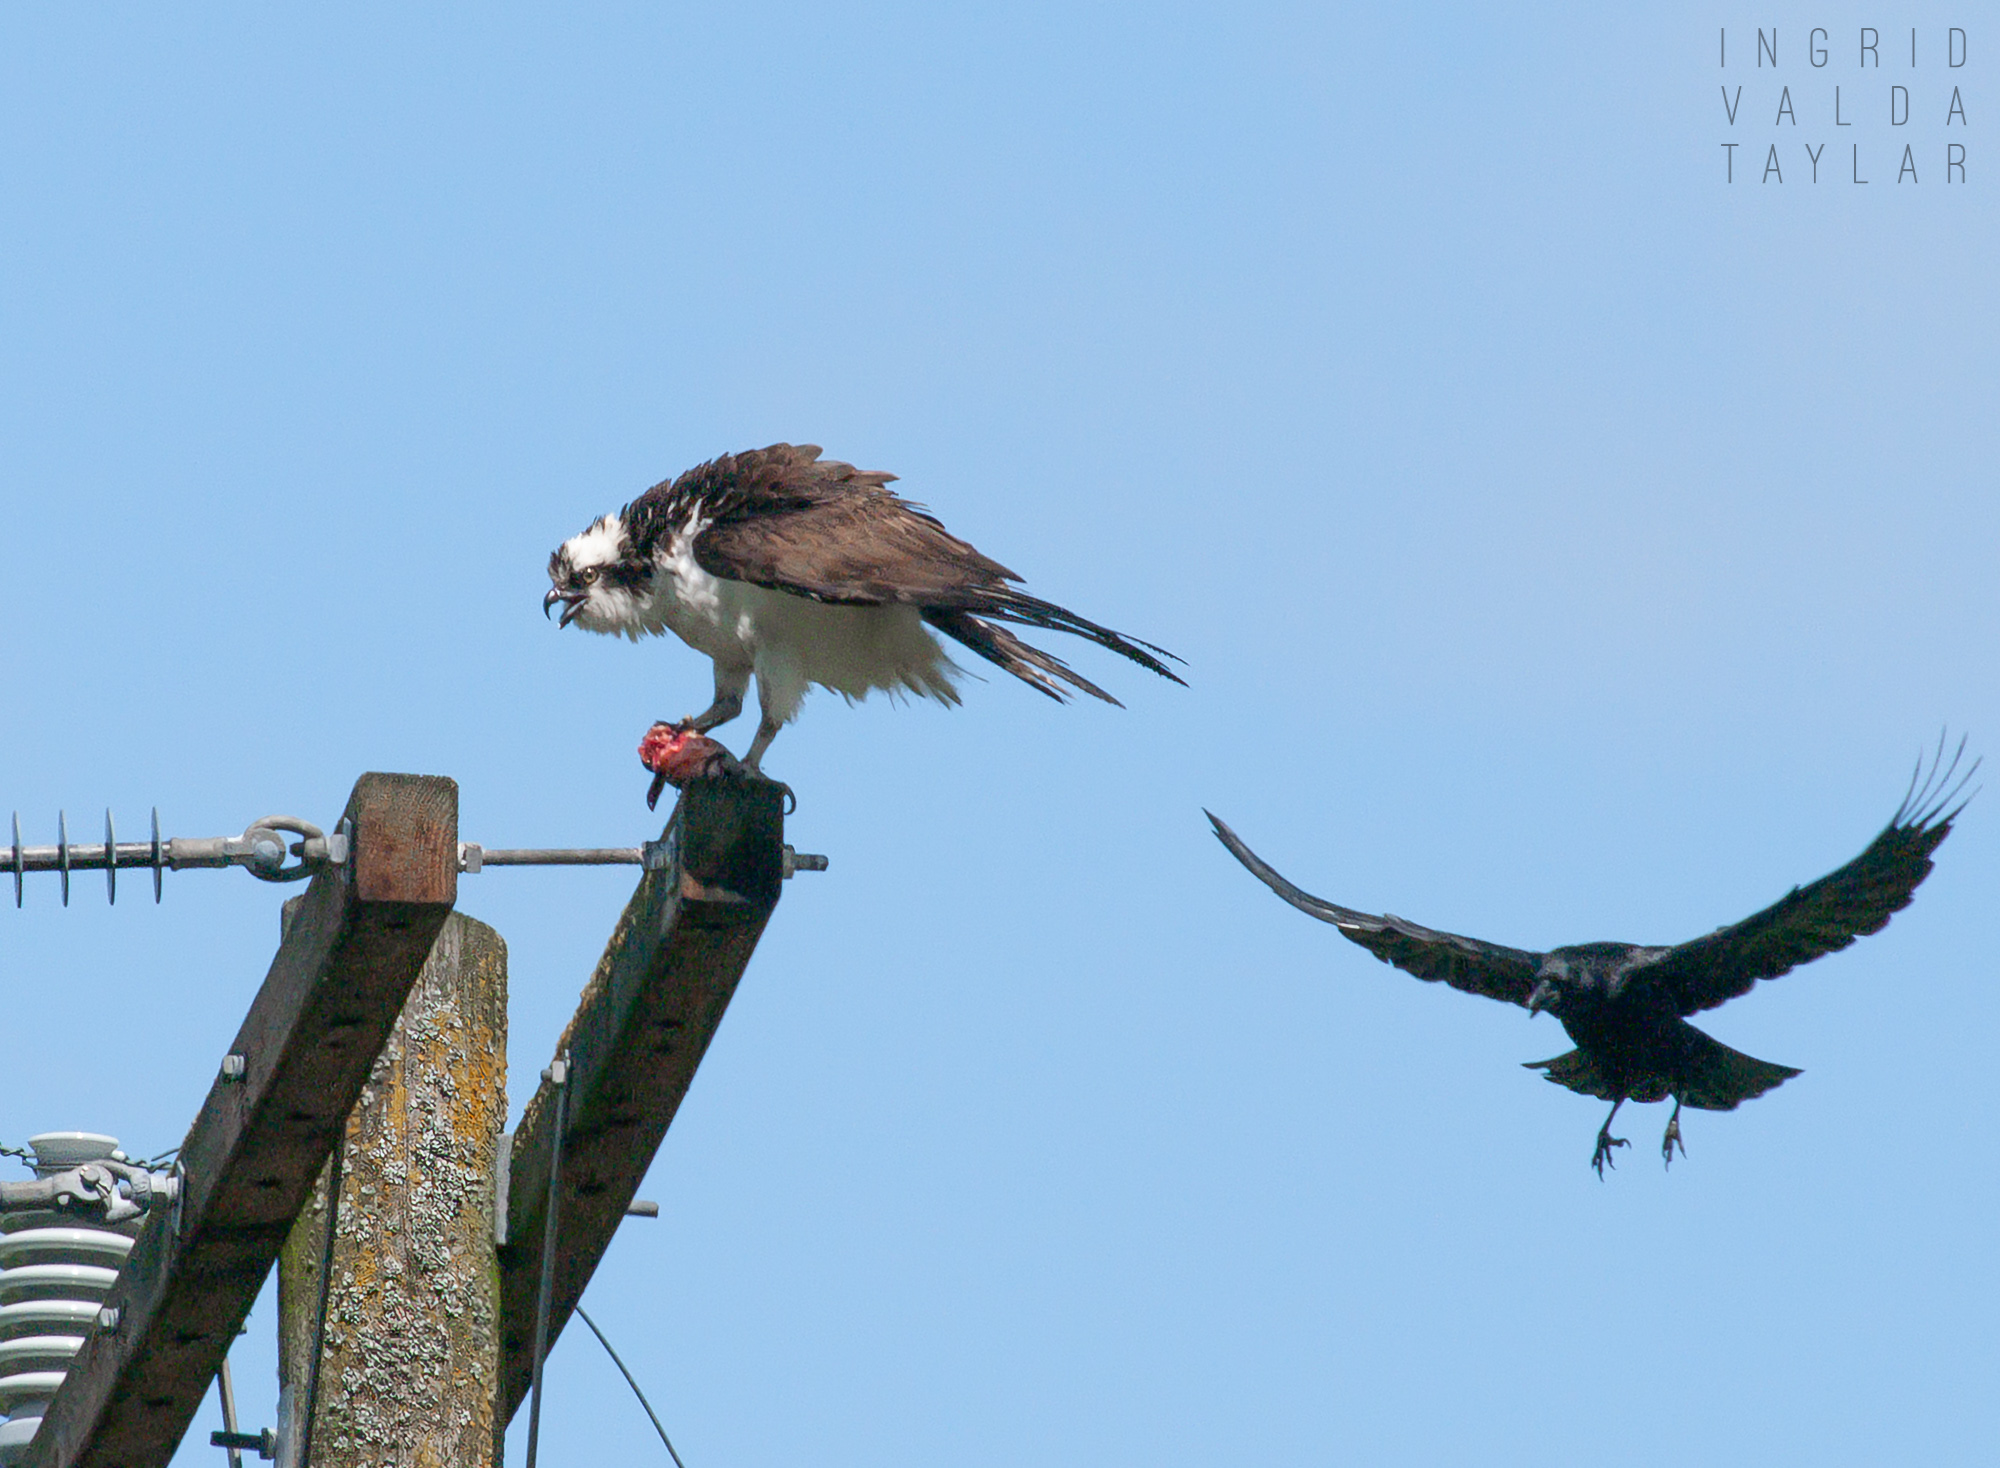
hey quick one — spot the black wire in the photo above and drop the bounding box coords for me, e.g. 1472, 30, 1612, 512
298, 1131, 346, 1468
575, 1304, 688, 1468
1, 1142, 178, 1172
524, 1057, 571, 1468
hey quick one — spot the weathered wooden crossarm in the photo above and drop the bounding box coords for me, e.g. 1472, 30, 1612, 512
23, 773, 459, 1468
498, 778, 786, 1419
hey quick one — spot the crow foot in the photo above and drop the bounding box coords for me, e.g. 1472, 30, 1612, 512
1661, 1101, 1686, 1170
1591, 1097, 1629, 1179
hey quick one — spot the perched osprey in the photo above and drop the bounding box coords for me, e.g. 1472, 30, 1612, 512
1209, 740, 1975, 1176
545, 444, 1183, 769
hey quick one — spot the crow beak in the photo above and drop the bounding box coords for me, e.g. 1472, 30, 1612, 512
1526, 980, 1556, 1018
544, 587, 586, 627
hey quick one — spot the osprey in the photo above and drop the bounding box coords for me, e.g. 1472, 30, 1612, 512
1209, 739, 1975, 1176
545, 444, 1183, 769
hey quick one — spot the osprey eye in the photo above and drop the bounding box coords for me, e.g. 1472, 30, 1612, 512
580, 567, 600, 585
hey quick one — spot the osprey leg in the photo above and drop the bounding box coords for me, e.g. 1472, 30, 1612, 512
1591, 1098, 1629, 1178
683, 666, 750, 734
1661, 1097, 1686, 1169
743, 713, 783, 773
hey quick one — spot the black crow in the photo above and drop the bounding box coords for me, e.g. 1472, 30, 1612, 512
1208, 740, 1976, 1175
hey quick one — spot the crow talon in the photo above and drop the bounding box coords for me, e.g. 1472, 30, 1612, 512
1588, 1098, 1630, 1179
1592, 1136, 1624, 1184
1661, 1103, 1686, 1170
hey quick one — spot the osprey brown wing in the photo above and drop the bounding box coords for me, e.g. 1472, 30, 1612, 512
691, 462, 1022, 606
1208, 813, 1543, 1008
669, 444, 1185, 694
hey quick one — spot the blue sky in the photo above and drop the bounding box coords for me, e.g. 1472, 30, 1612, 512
2, 6, 1994, 1465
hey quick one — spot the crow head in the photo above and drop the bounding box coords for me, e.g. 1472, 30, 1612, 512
545, 515, 654, 637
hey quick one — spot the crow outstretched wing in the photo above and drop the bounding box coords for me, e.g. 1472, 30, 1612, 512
1641, 739, 1976, 1017
1207, 813, 1543, 1007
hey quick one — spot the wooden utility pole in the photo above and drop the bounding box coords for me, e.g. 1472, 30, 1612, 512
277, 912, 508, 1467
24, 773, 459, 1468
22, 771, 800, 1465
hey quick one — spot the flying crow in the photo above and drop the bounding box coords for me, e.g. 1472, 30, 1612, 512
1208, 741, 1975, 1175
546, 444, 1183, 770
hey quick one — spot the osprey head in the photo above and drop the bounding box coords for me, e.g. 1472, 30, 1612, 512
545, 515, 650, 636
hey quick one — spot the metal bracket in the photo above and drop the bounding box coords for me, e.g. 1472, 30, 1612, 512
0, 1158, 182, 1224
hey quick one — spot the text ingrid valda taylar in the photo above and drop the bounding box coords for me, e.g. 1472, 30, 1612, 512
1717, 26, 1970, 184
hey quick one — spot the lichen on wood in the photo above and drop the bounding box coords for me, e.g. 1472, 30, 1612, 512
279, 913, 508, 1467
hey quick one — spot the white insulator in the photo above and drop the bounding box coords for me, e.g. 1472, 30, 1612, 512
0, 1135, 136, 1468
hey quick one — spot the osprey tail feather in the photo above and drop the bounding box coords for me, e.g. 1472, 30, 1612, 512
922, 609, 1120, 705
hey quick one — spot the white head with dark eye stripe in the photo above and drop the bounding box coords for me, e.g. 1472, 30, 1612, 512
544, 515, 655, 637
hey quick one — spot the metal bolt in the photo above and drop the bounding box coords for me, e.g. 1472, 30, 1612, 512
97, 1305, 121, 1332
209, 1427, 278, 1459
220, 1053, 247, 1082
781, 845, 829, 878
625, 1200, 659, 1218
249, 834, 286, 874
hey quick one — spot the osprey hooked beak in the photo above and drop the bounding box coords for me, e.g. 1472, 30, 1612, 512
543, 586, 587, 628
1526, 979, 1558, 1018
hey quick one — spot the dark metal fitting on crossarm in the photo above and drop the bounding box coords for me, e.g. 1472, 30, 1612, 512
210, 1428, 278, 1459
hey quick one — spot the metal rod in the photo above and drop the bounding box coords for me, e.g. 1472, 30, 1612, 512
105, 809, 117, 906
524, 1053, 571, 1468
480, 848, 644, 866
5, 840, 202, 872
215, 1357, 244, 1468
6, 841, 173, 871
